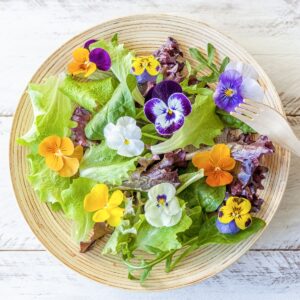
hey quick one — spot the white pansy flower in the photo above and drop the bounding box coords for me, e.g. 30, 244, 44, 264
144, 183, 182, 228
225, 61, 264, 102
104, 116, 144, 157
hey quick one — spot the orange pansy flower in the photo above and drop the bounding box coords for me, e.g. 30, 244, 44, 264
38, 135, 83, 177
192, 144, 236, 187
67, 47, 97, 77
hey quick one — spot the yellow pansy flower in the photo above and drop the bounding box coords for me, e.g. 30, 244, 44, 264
67, 47, 97, 77
218, 196, 252, 230
38, 135, 83, 177
84, 184, 124, 227
132, 55, 160, 76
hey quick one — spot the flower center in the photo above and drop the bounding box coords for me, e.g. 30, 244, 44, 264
225, 88, 234, 97
167, 109, 173, 115
124, 139, 130, 145
55, 149, 63, 156
156, 194, 168, 207
214, 166, 221, 172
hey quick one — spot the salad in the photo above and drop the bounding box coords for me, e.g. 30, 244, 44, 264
18, 34, 274, 283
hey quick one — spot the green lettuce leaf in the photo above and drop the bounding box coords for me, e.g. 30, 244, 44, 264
59, 76, 118, 112
85, 79, 136, 140
217, 108, 256, 133
179, 177, 226, 212
79, 142, 138, 185
196, 216, 266, 246
61, 177, 96, 242
151, 92, 224, 154
133, 210, 192, 253
18, 75, 75, 148
27, 154, 70, 204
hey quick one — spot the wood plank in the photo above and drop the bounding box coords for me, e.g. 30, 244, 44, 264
2, 116, 300, 250
0, 250, 299, 298
0, 0, 299, 115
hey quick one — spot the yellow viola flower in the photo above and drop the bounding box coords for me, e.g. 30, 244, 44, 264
67, 47, 97, 77
38, 135, 83, 177
84, 184, 124, 227
218, 196, 252, 230
132, 55, 160, 76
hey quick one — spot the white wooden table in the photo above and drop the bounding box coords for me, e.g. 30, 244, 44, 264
1, 1, 300, 299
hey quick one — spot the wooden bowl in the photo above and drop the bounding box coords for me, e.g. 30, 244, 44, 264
10, 14, 290, 290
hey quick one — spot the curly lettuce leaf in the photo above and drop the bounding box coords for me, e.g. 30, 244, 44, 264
179, 177, 226, 212
133, 210, 192, 253
79, 142, 138, 185
18, 75, 75, 149
151, 92, 223, 154
61, 177, 96, 242
27, 154, 70, 205
85, 78, 136, 140
59, 76, 118, 112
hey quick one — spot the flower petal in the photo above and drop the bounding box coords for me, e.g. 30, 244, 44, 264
144, 201, 166, 227
218, 205, 234, 224
72, 48, 90, 63
131, 57, 145, 76
135, 70, 157, 84
71, 145, 83, 161
104, 123, 124, 150
192, 151, 212, 172
209, 144, 231, 166
148, 182, 176, 204
60, 137, 74, 156
84, 39, 98, 50
167, 93, 192, 116
152, 80, 183, 102
155, 110, 184, 135
219, 157, 236, 171
84, 183, 109, 212
225, 61, 259, 80
145, 55, 160, 76
89, 48, 111, 71
206, 171, 233, 187
144, 98, 168, 123
117, 116, 142, 140
38, 135, 61, 157
216, 219, 240, 234
117, 139, 144, 157
109, 207, 124, 217
235, 213, 252, 230
83, 62, 97, 77
241, 77, 264, 102
58, 156, 79, 177
107, 215, 122, 227
45, 154, 64, 171
93, 209, 110, 223
163, 210, 182, 227
162, 197, 181, 216
67, 61, 84, 75
108, 190, 124, 208
238, 198, 252, 215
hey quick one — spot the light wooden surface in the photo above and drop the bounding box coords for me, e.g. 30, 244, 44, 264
1, 0, 300, 299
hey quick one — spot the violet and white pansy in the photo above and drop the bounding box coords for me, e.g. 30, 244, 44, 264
144, 80, 192, 135
213, 61, 264, 112
144, 183, 182, 228
104, 116, 144, 157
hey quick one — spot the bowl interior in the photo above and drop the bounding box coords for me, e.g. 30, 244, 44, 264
10, 14, 290, 290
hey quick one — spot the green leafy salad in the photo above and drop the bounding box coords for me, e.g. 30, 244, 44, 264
18, 34, 275, 283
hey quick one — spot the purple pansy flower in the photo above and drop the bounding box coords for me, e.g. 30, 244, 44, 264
214, 61, 264, 112
144, 80, 192, 135
216, 218, 240, 234
89, 48, 111, 71
84, 39, 98, 50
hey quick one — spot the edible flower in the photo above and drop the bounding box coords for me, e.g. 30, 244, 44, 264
217, 196, 252, 231
67, 45, 111, 77
144, 183, 182, 227
104, 116, 144, 157
144, 80, 192, 135
38, 135, 83, 177
192, 144, 236, 187
132, 55, 160, 83
84, 183, 124, 227
213, 61, 264, 112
